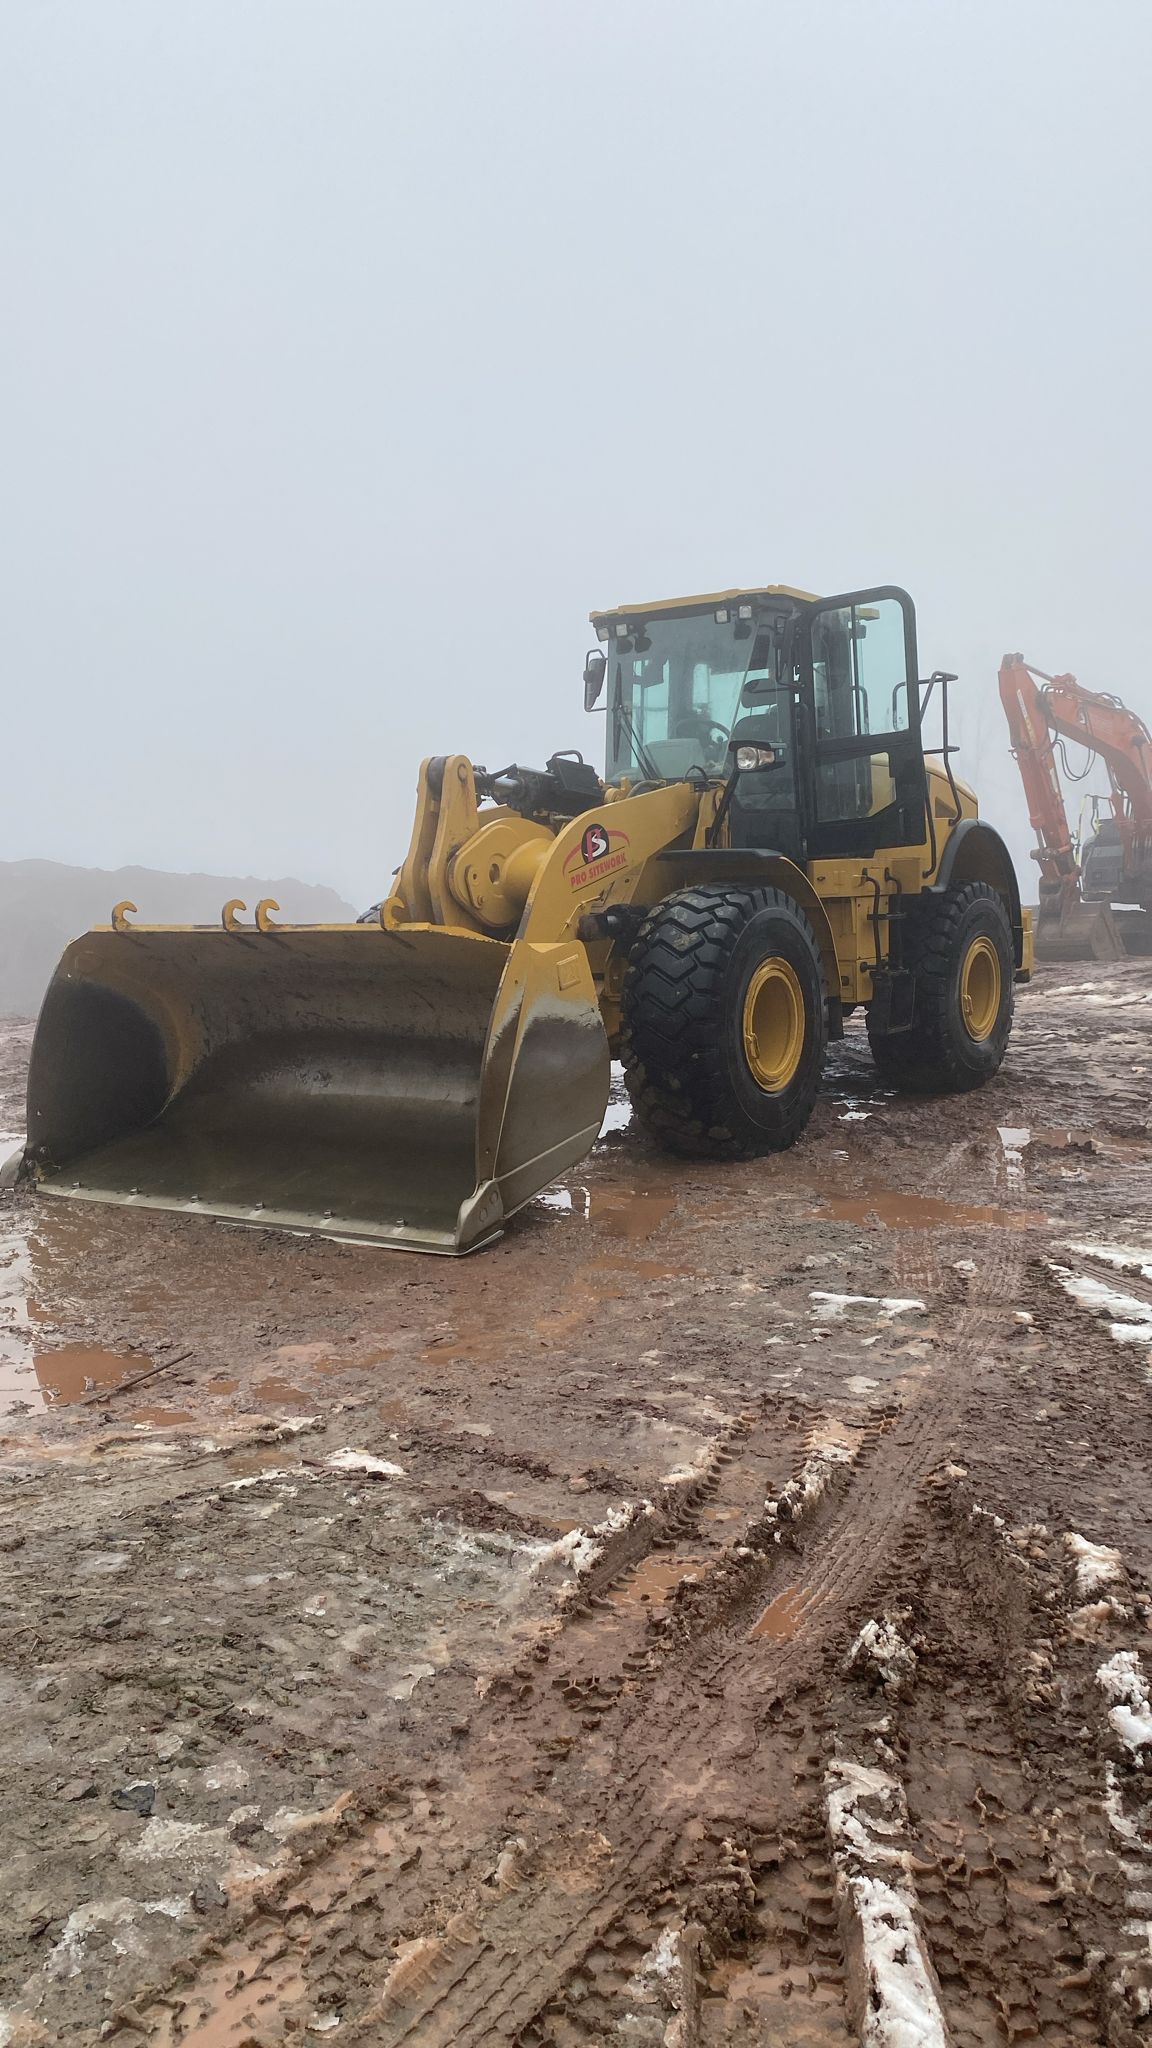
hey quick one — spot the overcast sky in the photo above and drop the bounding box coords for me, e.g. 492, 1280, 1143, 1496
3, 0, 1150, 904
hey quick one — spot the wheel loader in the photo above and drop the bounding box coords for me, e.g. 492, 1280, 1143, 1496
23, 582, 1032, 1253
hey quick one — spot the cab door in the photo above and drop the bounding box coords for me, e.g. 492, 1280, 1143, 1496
797, 586, 929, 858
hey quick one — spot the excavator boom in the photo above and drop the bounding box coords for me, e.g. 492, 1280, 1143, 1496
999, 654, 1152, 958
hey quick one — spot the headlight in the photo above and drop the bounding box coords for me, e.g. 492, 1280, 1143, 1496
734, 743, 778, 772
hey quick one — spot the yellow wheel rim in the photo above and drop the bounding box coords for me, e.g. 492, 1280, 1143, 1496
742, 957, 806, 1091
960, 934, 1001, 1041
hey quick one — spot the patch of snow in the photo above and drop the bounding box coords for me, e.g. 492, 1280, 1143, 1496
1098, 1652, 1152, 1753
264, 1795, 351, 1839
1103, 1761, 1142, 1844
46, 1896, 187, 1980
953, 1259, 976, 1275
845, 1374, 880, 1395
840, 1110, 873, 1122
845, 1616, 918, 1697
998, 1126, 1030, 1183
121, 1817, 268, 1883
826, 1760, 910, 1870
203, 1759, 249, 1795
622, 1917, 696, 2024
1069, 1599, 1128, 1639
1066, 1241, 1152, 1285
325, 1449, 406, 1478
852, 1873, 949, 2047
1049, 1263, 1152, 1347
224, 1468, 295, 1490
659, 1440, 716, 1486
388, 1661, 436, 1702
825, 1759, 947, 2048
1099, 1760, 1152, 2015
635, 1925, 680, 1984
810, 1292, 926, 1321
763, 1443, 853, 1537
529, 1499, 643, 1581
600, 1098, 633, 1135
1065, 1532, 1124, 1597
0, 1134, 24, 1189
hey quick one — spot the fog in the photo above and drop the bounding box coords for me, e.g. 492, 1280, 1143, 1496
3, 0, 1150, 907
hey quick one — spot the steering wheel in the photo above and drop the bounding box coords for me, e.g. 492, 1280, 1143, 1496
674, 717, 730, 747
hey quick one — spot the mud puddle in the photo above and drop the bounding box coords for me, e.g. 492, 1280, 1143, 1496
606, 1551, 711, 1608
0, 1212, 155, 1413
250, 1377, 318, 1409
808, 1186, 1046, 1229
533, 1183, 677, 1239
749, 1583, 808, 1639
1, 1342, 156, 1414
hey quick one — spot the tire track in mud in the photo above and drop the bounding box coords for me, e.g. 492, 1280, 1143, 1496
116, 1154, 1042, 2046
114, 1113, 1111, 2046
336, 1379, 991, 2042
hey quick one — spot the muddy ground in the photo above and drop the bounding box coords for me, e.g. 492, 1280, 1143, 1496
1, 965, 1152, 2046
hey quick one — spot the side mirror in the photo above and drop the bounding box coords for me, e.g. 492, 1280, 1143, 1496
583, 648, 607, 711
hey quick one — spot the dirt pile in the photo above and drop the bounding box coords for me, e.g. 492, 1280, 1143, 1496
0, 859, 356, 1013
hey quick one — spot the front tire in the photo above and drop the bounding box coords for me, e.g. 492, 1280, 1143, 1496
868, 882, 1014, 1092
620, 886, 827, 1158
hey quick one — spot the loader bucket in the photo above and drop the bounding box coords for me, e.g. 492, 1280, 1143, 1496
25, 925, 610, 1254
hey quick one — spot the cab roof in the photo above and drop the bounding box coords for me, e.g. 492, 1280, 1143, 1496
589, 583, 819, 627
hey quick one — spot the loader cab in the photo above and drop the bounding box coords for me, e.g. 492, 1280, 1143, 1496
589, 583, 930, 864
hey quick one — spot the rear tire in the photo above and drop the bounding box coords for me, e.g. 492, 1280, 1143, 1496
868, 882, 1014, 1092
620, 886, 827, 1158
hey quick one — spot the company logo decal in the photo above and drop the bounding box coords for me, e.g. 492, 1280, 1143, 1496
564, 822, 631, 891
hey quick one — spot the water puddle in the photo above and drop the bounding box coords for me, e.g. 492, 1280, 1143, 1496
250, 1379, 315, 1409
224, 1446, 301, 1480
749, 1585, 808, 1640
534, 1184, 677, 1241
998, 1127, 1029, 1184
36, 1343, 154, 1404
606, 1552, 710, 1609
0, 1207, 152, 1414
598, 1066, 634, 1139
592, 1191, 677, 1240
808, 1189, 1045, 1230
1, 1321, 153, 1415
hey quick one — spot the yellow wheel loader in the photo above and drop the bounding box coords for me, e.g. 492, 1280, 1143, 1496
24, 583, 1032, 1254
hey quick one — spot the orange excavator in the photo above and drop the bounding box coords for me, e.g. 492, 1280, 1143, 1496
998, 655, 1152, 959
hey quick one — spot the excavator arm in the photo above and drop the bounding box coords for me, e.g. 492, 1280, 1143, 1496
999, 653, 1152, 955
1043, 673, 1152, 869
997, 656, 1080, 907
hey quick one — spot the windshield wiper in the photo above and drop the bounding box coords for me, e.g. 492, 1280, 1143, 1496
613, 689, 663, 784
